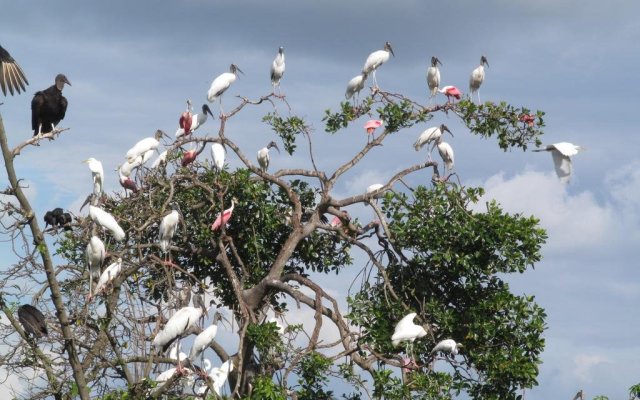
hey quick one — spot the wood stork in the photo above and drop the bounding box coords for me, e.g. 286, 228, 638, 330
151, 150, 168, 169
155, 366, 192, 382
17, 304, 48, 338
210, 359, 234, 396
176, 104, 214, 138
0, 44, 28, 96
169, 343, 188, 362
364, 119, 383, 142
413, 124, 452, 160
257, 141, 280, 172
271, 46, 285, 95
431, 338, 463, 356
211, 143, 226, 173
391, 312, 427, 346
89, 205, 126, 241
345, 73, 368, 101
469, 55, 488, 103
533, 142, 582, 183
83, 157, 104, 197
85, 236, 105, 299
436, 136, 454, 172
159, 204, 181, 264
126, 130, 164, 163
92, 257, 123, 298
189, 313, 223, 369
362, 41, 394, 87
438, 85, 462, 102
207, 64, 243, 116
31, 74, 70, 135
211, 198, 236, 231
427, 56, 442, 98
365, 183, 385, 205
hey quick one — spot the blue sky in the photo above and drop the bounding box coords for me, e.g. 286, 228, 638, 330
1, 1, 640, 398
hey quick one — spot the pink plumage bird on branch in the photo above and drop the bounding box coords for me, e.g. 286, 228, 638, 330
211, 198, 237, 231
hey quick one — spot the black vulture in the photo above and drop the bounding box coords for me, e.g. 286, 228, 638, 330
31, 74, 71, 136
0, 45, 28, 96
17, 304, 48, 338
43, 208, 73, 231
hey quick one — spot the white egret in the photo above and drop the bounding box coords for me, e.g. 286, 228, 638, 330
271, 46, 285, 95
151, 150, 168, 169
469, 55, 488, 103
176, 104, 214, 138
92, 257, 123, 298
83, 157, 104, 197
431, 338, 463, 356
391, 312, 427, 346
89, 205, 126, 242
126, 130, 164, 163
362, 41, 394, 87
257, 141, 280, 172
436, 136, 454, 172
207, 64, 243, 116
189, 313, 223, 368
345, 73, 368, 101
211, 143, 225, 173
426, 56, 442, 98
159, 204, 181, 264
533, 142, 582, 183
413, 124, 452, 160
85, 236, 105, 299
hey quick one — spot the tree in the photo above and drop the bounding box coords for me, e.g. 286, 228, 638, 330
0, 75, 550, 399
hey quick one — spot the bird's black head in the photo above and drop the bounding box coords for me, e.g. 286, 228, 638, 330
481, 55, 489, 67
230, 64, 244, 75
385, 41, 395, 57
440, 124, 453, 136
267, 141, 280, 153
431, 56, 442, 67
202, 104, 214, 118
278, 46, 284, 54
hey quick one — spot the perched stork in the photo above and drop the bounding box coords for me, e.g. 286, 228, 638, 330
189, 313, 224, 370
0, 44, 28, 96
345, 73, 368, 101
126, 130, 164, 163
413, 124, 452, 160
533, 142, 583, 183
270, 46, 285, 95
85, 235, 106, 299
431, 338, 463, 357
89, 205, 126, 242
257, 141, 280, 172
207, 64, 243, 116
362, 41, 394, 87
426, 56, 441, 98
92, 257, 123, 299
436, 136, 455, 172
159, 204, 181, 264
176, 104, 214, 138
469, 55, 488, 103
17, 304, 48, 338
31, 74, 71, 135
211, 143, 226, 173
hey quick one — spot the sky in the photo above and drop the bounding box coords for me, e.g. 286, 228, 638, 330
1, 0, 640, 398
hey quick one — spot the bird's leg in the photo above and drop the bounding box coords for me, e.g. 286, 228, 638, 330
219, 98, 226, 119
372, 70, 378, 89
477, 90, 481, 104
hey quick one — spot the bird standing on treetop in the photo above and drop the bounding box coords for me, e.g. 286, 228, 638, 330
211, 143, 226, 173
83, 157, 104, 197
0, 45, 28, 96
126, 130, 164, 163
436, 135, 455, 173
469, 55, 488, 103
31, 74, 71, 136
17, 304, 48, 338
271, 46, 285, 95
257, 141, 280, 172
439, 85, 462, 102
207, 64, 243, 116
211, 198, 237, 231
414, 124, 452, 161
362, 41, 394, 87
426, 56, 441, 98
176, 103, 214, 138
533, 142, 583, 184
345, 72, 368, 101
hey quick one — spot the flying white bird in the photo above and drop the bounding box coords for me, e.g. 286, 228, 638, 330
345, 73, 368, 101
271, 46, 285, 94
83, 157, 104, 197
437, 137, 455, 172
414, 124, 452, 160
431, 338, 463, 356
207, 64, 243, 116
257, 141, 280, 172
391, 312, 427, 346
176, 104, 214, 138
89, 205, 126, 242
533, 142, 583, 183
426, 56, 442, 98
85, 236, 105, 298
469, 55, 489, 103
362, 41, 394, 87
93, 257, 123, 298
126, 130, 164, 163
211, 143, 226, 173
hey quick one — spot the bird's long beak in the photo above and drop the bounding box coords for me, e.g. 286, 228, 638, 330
389, 46, 395, 57
82, 159, 89, 164
271, 143, 281, 153
64, 77, 72, 86
442, 125, 453, 137
204, 105, 214, 118
234, 65, 244, 75
437, 58, 442, 66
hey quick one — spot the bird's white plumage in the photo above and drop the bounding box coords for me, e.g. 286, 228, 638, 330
257, 147, 270, 171
176, 105, 213, 138
126, 137, 159, 162
93, 257, 122, 296
431, 338, 461, 355
85, 236, 105, 296
211, 143, 225, 172
169, 343, 187, 361
366, 183, 384, 194
271, 47, 285, 88
363, 50, 390, 75
535, 142, 582, 183
208, 72, 236, 102
469, 65, 485, 93
84, 158, 104, 196
345, 73, 367, 100
153, 306, 204, 351
155, 367, 192, 382
159, 210, 179, 253
414, 126, 444, 151
189, 323, 219, 361
151, 150, 168, 169
437, 140, 454, 171
391, 312, 427, 346
89, 205, 126, 241
427, 65, 440, 97
210, 359, 234, 395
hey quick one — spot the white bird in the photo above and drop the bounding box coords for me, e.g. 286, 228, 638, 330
207, 64, 243, 116
89, 205, 126, 242
211, 143, 226, 173
345, 73, 368, 101
257, 141, 280, 172
469, 55, 489, 103
267, 315, 285, 335
366, 183, 384, 195
437, 137, 455, 172
85, 236, 105, 298
93, 257, 122, 297
210, 359, 234, 396
362, 41, 394, 87
189, 313, 223, 363
391, 312, 427, 346
413, 124, 452, 160
83, 157, 104, 197
426, 56, 442, 98
126, 130, 164, 163
533, 142, 582, 183
151, 150, 168, 169
159, 205, 181, 259
155, 366, 192, 382
176, 104, 214, 138
271, 46, 285, 94
169, 343, 188, 362
431, 338, 462, 356
153, 294, 208, 353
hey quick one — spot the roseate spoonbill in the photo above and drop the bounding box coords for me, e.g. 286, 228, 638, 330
126, 130, 164, 163
211, 143, 226, 173
364, 119, 383, 142
533, 142, 582, 183
519, 113, 535, 127
211, 198, 237, 231
31, 74, 70, 135
176, 104, 214, 138
271, 47, 285, 95
469, 55, 488, 103
362, 41, 394, 87
257, 141, 280, 172
207, 64, 243, 116
436, 136, 454, 172
89, 205, 125, 241
439, 85, 462, 102
92, 257, 123, 298
85, 236, 105, 298
426, 56, 441, 98
118, 170, 138, 194
431, 338, 463, 356
83, 157, 104, 197
413, 124, 452, 160
0, 45, 28, 96
159, 204, 182, 264
17, 305, 47, 338
345, 73, 368, 100
181, 142, 206, 167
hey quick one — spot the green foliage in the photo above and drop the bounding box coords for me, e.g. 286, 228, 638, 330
262, 113, 309, 155
295, 352, 334, 400
323, 100, 372, 133
248, 376, 287, 400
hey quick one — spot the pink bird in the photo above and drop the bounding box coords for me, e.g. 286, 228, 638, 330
519, 114, 535, 127
211, 198, 237, 231
364, 119, 383, 143
181, 143, 205, 167
179, 111, 193, 136
439, 85, 462, 102
119, 175, 138, 193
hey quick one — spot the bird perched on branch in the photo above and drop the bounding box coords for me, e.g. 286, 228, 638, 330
176, 102, 214, 138
362, 42, 394, 87
270, 46, 285, 95
414, 124, 452, 160
469, 55, 488, 103
426, 56, 441, 98
31, 73, 70, 136
0, 45, 28, 96
211, 198, 237, 231
257, 141, 280, 172
43, 208, 72, 231
345, 73, 367, 101
439, 85, 461, 102
211, 143, 226, 173
431, 338, 463, 357
207, 64, 243, 116
17, 304, 48, 338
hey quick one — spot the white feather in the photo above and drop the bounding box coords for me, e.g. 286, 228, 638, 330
89, 205, 126, 241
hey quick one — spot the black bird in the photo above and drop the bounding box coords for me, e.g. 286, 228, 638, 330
0, 45, 28, 96
31, 73, 71, 136
43, 208, 73, 231
17, 304, 48, 338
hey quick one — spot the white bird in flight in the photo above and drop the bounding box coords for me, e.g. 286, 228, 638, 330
533, 142, 583, 183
